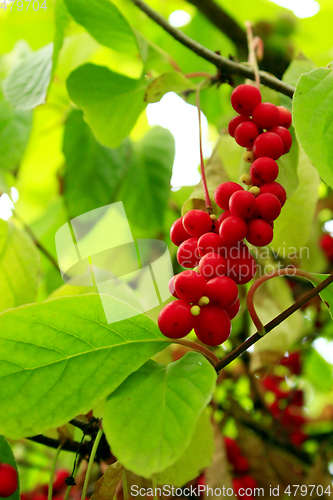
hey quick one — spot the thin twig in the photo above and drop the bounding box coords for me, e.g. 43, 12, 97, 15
130, 0, 295, 97
81, 428, 103, 500
48, 442, 65, 500
214, 272, 333, 372
196, 81, 212, 210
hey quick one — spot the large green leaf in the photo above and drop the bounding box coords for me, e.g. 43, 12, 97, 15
156, 409, 214, 487
0, 294, 170, 439
3, 44, 53, 110
103, 352, 216, 478
66, 63, 148, 148
304, 348, 333, 392
0, 99, 32, 171
281, 56, 316, 110
52, 0, 70, 77
293, 66, 333, 187
64, 0, 138, 55
0, 220, 40, 314
0, 436, 20, 500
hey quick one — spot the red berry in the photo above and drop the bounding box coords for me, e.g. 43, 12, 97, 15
252, 102, 280, 129
174, 270, 207, 303
253, 132, 284, 160
183, 209, 212, 237
170, 217, 191, 246
224, 298, 241, 319
230, 84, 262, 116
247, 219, 274, 246
290, 430, 307, 447
224, 437, 241, 464
320, 234, 333, 260
168, 276, 178, 298
233, 454, 249, 473
242, 475, 257, 490
194, 305, 231, 345
206, 276, 239, 308
269, 125, 292, 154
0, 464, 18, 498
291, 389, 304, 407
255, 193, 281, 222
54, 469, 71, 492
214, 182, 244, 210
229, 191, 256, 220
228, 115, 250, 137
280, 351, 302, 375
177, 238, 200, 268
158, 301, 194, 339
250, 157, 279, 186
198, 232, 224, 257
277, 106, 292, 128
199, 252, 227, 279
234, 121, 259, 148
226, 244, 257, 284
260, 181, 286, 206
219, 215, 248, 246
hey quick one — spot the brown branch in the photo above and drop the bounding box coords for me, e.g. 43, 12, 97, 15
214, 273, 333, 372
130, 0, 295, 97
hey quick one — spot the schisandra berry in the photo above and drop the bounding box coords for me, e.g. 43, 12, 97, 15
174, 270, 207, 303
198, 232, 224, 256
206, 276, 239, 308
250, 157, 279, 185
177, 238, 200, 268
228, 115, 250, 137
219, 215, 248, 246
0, 464, 18, 498
277, 105, 292, 128
242, 150, 255, 163
194, 305, 231, 346
225, 298, 241, 319
229, 190, 256, 220
182, 209, 212, 237
214, 182, 244, 210
168, 276, 178, 298
224, 437, 241, 464
240, 173, 252, 186
230, 84, 261, 116
234, 121, 259, 148
269, 125, 292, 154
255, 193, 281, 221
253, 132, 284, 160
260, 181, 286, 206
170, 217, 191, 246
321, 234, 333, 260
226, 244, 256, 284
158, 301, 194, 339
247, 219, 274, 246
252, 102, 280, 129
199, 252, 227, 279
233, 455, 250, 474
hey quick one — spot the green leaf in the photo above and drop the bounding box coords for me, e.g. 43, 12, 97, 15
52, 0, 70, 78
103, 352, 216, 478
0, 99, 32, 171
293, 66, 333, 187
304, 348, 333, 392
310, 274, 333, 319
0, 220, 40, 313
67, 63, 148, 148
145, 72, 196, 104
3, 44, 53, 111
156, 409, 214, 487
0, 436, 20, 500
0, 294, 170, 439
64, 0, 138, 55
281, 56, 316, 110
275, 125, 299, 198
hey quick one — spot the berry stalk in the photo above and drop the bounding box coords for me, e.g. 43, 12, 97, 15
196, 82, 212, 211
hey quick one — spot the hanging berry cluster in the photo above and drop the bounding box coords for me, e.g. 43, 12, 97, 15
158, 84, 293, 348
225, 437, 258, 500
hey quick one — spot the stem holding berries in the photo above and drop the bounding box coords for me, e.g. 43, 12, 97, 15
245, 21, 261, 90
196, 81, 212, 211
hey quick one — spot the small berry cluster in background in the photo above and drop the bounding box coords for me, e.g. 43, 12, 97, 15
262, 351, 307, 447
21, 469, 72, 500
320, 233, 333, 262
225, 437, 257, 500
0, 463, 18, 498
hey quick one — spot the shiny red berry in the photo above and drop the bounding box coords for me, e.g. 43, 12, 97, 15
230, 84, 262, 116
168, 276, 178, 298
229, 191, 256, 220
277, 106, 292, 128
170, 217, 191, 246
252, 102, 280, 129
250, 157, 279, 186
269, 125, 292, 154
219, 215, 248, 246
158, 301, 194, 339
199, 252, 227, 279
183, 209, 212, 237
175, 270, 207, 303
194, 305, 231, 345
320, 233, 333, 260
206, 276, 239, 308
198, 232, 224, 257
177, 237, 200, 268
0, 464, 18, 498
260, 181, 286, 206
226, 244, 257, 284
214, 182, 244, 210
224, 298, 241, 319
228, 115, 250, 137
253, 132, 284, 160
255, 193, 281, 221
247, 219, 274, 246
234, 121, 259, 148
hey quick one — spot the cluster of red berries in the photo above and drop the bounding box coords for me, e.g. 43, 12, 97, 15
224, 437, 257, 500
262, 352, 307, 447
0, 463, 18, 498
216, 83, 292, 248
21, 469, 71, 500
